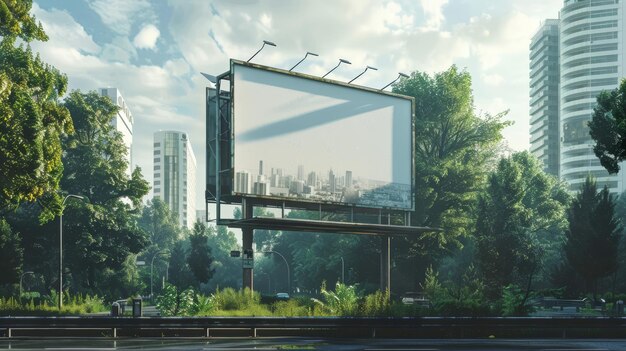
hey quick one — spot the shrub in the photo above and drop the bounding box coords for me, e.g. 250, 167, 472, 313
361, 290, 390, 317
156, 284, 196, 316
312, 282, 359, 316
212, 287, 261, 311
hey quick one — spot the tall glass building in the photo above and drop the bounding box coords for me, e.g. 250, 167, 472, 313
530, 19, 561, 177
153, 131, 197, 229
559, 0, 626, 193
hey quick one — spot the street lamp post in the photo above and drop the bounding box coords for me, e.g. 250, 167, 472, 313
19, 271, 34, 297
59, 194, 85, 310
265, 250, 290, 294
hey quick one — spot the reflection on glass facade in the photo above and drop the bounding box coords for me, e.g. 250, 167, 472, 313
559, 0, 626, 193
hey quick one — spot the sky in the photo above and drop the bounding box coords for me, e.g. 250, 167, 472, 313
30, 0, 564, 211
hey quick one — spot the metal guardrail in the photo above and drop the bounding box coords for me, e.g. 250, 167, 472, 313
2, 316, 626, 338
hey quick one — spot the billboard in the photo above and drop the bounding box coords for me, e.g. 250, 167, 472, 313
230, 60, 414, 210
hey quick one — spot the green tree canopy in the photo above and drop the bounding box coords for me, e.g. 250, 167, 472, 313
0, 0, 72, 215
392, 66, 510, 254
55, 90, 149, 293
564, 177, 622, 298
589, 79, 626, 174
0, 0, 47, 41
138, 198, 182, 253
0, 218, 22, 286
475, 152, 569, 298
187, 220, 214, 286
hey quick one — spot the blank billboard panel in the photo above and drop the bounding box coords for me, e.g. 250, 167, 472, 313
231, 61, 414, 210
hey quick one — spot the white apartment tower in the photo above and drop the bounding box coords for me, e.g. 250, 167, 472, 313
153, 131, 197, 229
530, 19, 561, 177
559, 0, 626, 193
101, 88, 133, 176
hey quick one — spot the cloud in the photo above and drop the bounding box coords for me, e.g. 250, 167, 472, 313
31, 3, 100, 54
419, 0, 449, 31
133, 24, 160, 49
87, 0, 155, 35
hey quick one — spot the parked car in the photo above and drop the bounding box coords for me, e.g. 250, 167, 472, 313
275, 292, 290, 301
401, 292, 430, 307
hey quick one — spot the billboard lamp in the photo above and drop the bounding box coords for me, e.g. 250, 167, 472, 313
381, 72, 409, 91
247, 40, 277, 63
289, 51, 319, 72
348, 65, 378, 84
322, 58, 351, 78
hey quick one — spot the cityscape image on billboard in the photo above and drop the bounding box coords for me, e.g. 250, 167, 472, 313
231, 61, 413, 209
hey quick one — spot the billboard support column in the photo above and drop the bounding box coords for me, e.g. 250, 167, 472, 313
242, 199, 254, 292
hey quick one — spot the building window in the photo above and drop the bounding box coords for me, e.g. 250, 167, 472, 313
154, 158, 160, 163
154, 188, 161, 192
154, 181, 160, 186
154, 150, 160, 155
154, 142, 161, 147
154, 165, 160, 170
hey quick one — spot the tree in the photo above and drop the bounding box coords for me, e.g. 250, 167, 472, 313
589, 79, 626, 174
0, 218, 22, 286
387, 66, 510, 290
0, 0, 72, 215
205, 225, 240, 291
138, 198, 182, 253
564, 177, 622, 299
168, 241, 194, 290
475, 152, 569, 299
54, 90, 149, 294
187, 220, 214, 286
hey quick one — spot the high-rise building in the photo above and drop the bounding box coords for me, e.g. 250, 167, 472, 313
153, 131, 197, 229
297, 165, 304, 181
259, 160, 264, 176
558, 0, 626, 193
529, 19, 560, 177
329, 170, 336, 193
235, 171, 251, 193
100, 88, 133, 176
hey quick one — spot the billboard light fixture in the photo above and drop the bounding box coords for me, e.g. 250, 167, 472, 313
247, 40, 277, 63
289, 51, 319, 72
322, 58, 352, 78
348, 65, 378, 84
381, 72, 409, 91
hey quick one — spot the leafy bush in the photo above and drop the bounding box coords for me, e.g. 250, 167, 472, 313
156, 284, 196, 316
192, 294, 217, 316
423, 266, 491, 316
312, 282, 359, 316
361, 290, 390, 316
500, 284, 535, 316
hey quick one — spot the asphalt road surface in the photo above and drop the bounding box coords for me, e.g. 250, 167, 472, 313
3, 338, 626, 351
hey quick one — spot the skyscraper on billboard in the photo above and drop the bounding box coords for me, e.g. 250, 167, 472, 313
529, 20, 560, 177
100, 88, 133, 177
153, 131, 197, 229
236, 171, 251, 193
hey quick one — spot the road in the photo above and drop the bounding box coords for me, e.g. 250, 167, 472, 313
2, 338, 626, 350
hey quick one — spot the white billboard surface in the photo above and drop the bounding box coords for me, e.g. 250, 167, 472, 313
232, 62, 413, 209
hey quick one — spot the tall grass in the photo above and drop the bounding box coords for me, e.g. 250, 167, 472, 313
0, 291, 106, 316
